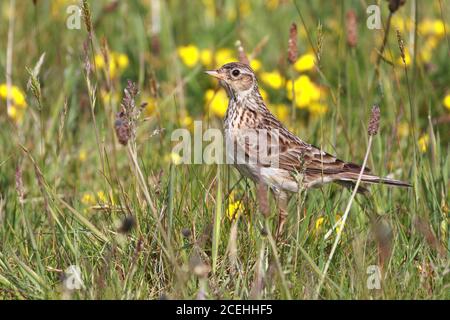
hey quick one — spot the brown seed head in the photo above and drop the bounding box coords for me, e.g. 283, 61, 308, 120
396, 30, 406, 62
346, 10, 358, 48
81, 0, 93, 35
288, 23, 298, 64
368, 105, 381, 136
115, 80, 142, 146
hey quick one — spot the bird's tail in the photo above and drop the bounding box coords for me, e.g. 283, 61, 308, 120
337, 172, 412, 188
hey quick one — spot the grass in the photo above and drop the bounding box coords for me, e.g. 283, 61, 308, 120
0, 0, 448, 299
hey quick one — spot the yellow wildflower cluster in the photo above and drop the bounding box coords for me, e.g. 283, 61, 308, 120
286, 75, 327, 116
392, 17, 446, 37
204, 86, 271, 119
418, 19, 446, 37
204, 89, 228, 118
95, 52, 129, 79
418, 134, 429, 153
260, 71, 284, 89
177, 44, 262, 71
0, 84, 27, 123
178, 45, 234, 68
81, 191, 114, 211
393, 17, 447, 66
443, 94, 450, 111
227, 196, 245, 221
294, 53, 316, 72
314, 213, 343, 236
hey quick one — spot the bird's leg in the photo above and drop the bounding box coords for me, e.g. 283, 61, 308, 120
274, 191, 288, 241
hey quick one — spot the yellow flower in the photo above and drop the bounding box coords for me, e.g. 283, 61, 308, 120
286, 75, 321, 108
294, 53, 315, 72
308, 102, 328, 117
178, 45, 200, 67
214, 48, 235, 67
250, 59, 262, 72
0, 84, 27, 107
419, 19, 434, 35
397, 122, 410, 138
97, 191, 108, 203
113, 52, 129, 70
79, 149, 87, 162
391, 16, 413, 33
443, 94, 450, 111
1, 83, 27, 124
81, 192, 96, 206
94, 54, 106, 69
205, 89, 228, 118
227, 199, 244, 221
419, 19, 446, 37
418, 134, 429, 153
200, 49, 213, 66
95, 52, 129, 78
260, 71, 284, 89
314, 217, 325, 233
432, 20, 445, 37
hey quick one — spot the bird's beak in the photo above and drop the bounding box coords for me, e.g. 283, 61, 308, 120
205, 70, 224, 80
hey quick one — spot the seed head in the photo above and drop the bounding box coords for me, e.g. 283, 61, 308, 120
115, 113, 131, 146
346, 10, 358, 48
81, 0, 93, 35
396, 30, 406, 63
287, 23, 298, 64
368, 105, 381, 136
115, 80, 143, 146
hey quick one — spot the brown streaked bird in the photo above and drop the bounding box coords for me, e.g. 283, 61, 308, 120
206, 62, 411, 239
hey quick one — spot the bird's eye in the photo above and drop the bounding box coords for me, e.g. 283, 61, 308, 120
231, 69, 240, 77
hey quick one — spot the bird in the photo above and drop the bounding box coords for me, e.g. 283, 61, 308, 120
205, 62, 411, 239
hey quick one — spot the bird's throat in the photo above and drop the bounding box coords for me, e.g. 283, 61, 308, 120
221, 81, 237, 102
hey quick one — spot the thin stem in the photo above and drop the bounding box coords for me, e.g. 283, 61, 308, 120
315, 135, 374, 298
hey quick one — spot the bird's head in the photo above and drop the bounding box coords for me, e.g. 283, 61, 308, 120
205, 62, 257, 99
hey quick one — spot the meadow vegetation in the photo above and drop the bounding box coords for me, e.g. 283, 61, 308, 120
0, 0, 448, 299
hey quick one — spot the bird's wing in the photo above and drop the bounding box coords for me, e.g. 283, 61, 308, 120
257, 111, 370, 186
